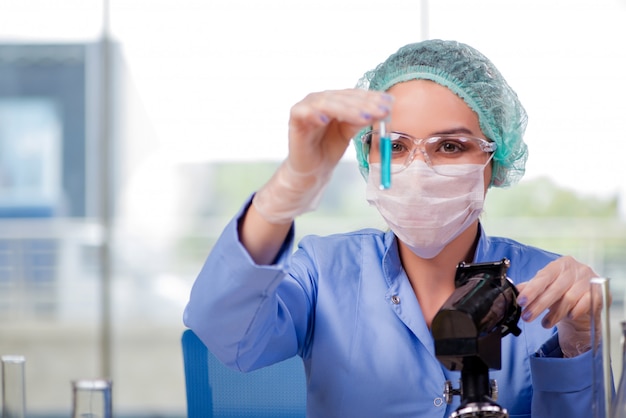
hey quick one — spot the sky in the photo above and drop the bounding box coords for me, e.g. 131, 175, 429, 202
1, 0, 625, 208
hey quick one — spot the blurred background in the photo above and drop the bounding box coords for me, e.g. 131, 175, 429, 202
0, 0, 625, 416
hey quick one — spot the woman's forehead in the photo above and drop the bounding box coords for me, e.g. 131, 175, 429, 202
386, 80, 484, 139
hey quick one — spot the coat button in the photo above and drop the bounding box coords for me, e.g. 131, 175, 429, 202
391, 295, 400, 304
433, 397, 444, 407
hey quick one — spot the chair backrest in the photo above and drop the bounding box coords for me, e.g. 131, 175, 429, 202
181, 329, 307, 418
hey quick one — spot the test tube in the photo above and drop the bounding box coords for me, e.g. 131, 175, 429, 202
1, 355, 26, 418
590, 277, 611, 418
379, 118, 391, 190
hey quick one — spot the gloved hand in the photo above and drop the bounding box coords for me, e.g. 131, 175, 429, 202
516, 256, 603, 358
253, 89, 393, 224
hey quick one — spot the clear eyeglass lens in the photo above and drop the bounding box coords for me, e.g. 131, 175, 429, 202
362, 131, 495, 174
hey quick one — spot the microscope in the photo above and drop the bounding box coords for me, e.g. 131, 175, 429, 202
431, 258, 522, 418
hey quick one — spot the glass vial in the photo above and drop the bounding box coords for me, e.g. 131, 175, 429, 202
1, 355, 26, 418
612, 322, 626, 418
71, 379, 113, 418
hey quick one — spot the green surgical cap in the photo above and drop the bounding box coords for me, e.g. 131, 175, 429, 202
353, 39, 528, 188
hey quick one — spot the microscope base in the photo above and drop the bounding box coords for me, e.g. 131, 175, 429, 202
451, 402, 509, 418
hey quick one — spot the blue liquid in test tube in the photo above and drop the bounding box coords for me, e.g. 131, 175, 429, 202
379, 119, 391, 189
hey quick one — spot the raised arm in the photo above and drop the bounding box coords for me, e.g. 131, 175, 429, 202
239, 89, 392, 264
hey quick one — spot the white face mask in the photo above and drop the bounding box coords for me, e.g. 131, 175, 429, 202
366, 161, 487, 259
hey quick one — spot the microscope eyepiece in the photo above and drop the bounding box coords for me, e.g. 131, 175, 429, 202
432, 258, 521, 371
431, 258, 521, 418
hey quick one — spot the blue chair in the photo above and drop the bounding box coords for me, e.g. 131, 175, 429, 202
181, 329, 307, 418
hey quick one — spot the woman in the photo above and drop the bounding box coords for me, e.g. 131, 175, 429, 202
184, 39, 599, 417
